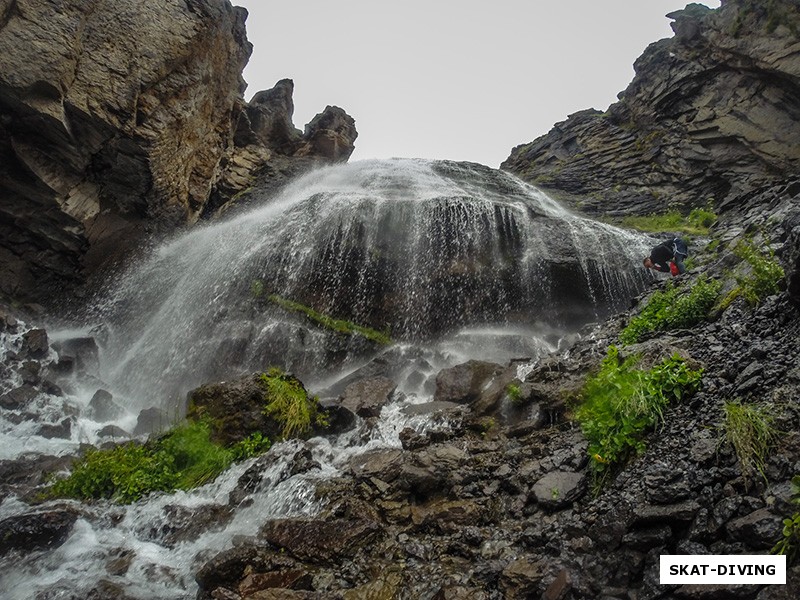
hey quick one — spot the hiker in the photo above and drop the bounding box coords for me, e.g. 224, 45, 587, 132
643, 237, 688, 276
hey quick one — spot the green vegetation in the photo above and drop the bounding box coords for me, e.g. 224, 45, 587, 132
621, 207, 717, 236
619, 276, 722, 345
720, 238, 784, 309
720, 399, 779, 485
774, 476, 800, 564
48, 421, 271, 504
250, 279, 265, 298
261, 367, 328, 438
506, 382, 523, 405
268, 295, 392, 345
575, 347, 703, 481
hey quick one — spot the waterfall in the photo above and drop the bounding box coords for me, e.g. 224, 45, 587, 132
87, 158, 650, 412
0, 157, 656, 599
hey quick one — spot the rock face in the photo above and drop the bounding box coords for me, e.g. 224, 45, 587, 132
0, 1, 357, 303
502, 0, 800, 216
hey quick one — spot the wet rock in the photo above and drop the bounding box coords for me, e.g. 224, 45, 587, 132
89, 389, 124, 422
20, 329, 49, 359
187, 372, 318, 445
37, 418, 72, 439
51, 337, 100, 376
317, 400, 357, 435
19, 360, 42, 385
633, 501, 701, 526
499, 558, 547, 599
434, 360, 503, 405
726, 508, 784, 550
531, 471, 587, 509
0, 509, 78, 557
410, 499, 486, 532
133, 407, 169, 437
259, 518, 381, 565
339, 376, 396, 418
0, 384, 39, 409
238, 569, 314, 594
229, 444, 319, 506
141, 504, 234, 548
97, 425, 130, 439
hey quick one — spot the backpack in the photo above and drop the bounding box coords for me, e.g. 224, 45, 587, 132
671, 237, 688, 259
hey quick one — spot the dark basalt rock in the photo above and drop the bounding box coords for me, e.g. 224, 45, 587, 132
0, 509, 78, 557
502, 0, 800, 217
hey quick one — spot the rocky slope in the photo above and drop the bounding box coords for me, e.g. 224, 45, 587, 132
0, 0, 357, 304
502, 0, 800, 217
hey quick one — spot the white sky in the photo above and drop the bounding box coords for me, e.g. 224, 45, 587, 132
234, 0, 721, 167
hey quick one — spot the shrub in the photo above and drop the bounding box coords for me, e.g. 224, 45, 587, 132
620, 276, 722, 344
261, 367, 328, 438
48, 420, 271, 504
720, 399, 779, 485
774, 476, 800, 564
575, 347, 703, 479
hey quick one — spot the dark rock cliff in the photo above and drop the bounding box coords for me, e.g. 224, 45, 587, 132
502, 0, 800, 217
0, 0, 356, 304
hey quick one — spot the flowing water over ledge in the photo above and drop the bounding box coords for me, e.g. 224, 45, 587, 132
0, 159, 654, 598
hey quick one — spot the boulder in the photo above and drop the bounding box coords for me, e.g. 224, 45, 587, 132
0, 384, 39, 410
0, 509, 78, 557
531, 471, 587, 510
434, 360, 503, 405
258, 517, 381, 565
339, 376, 396, 418
51, 337, 100, 376
20, 328, 49, 359
89, 389, 124, 422
133, 407, 169, 437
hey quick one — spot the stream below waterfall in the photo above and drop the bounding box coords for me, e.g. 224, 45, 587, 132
0, 159, 655, 599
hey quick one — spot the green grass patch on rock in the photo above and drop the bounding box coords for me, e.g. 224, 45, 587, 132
574, 346, 703, 481
774, 476, 800, 564
720, 399, 779, 485
719, 238, 785, 309
47, 421, 270, 504
261, 367, 329, 439
621, 207, 717, 236
268, 295, 392, 346
620, 276, 722, 345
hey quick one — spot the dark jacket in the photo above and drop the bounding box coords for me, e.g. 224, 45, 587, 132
649, 238, 688, 273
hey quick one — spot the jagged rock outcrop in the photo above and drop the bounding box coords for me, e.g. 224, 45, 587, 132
0, 1, 357, 304
502, 0, 800, 216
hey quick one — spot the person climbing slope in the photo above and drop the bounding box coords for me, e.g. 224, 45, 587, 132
643, 237, 688, 276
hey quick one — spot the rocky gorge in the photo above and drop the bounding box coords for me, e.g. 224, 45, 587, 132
1, 1, 800, 599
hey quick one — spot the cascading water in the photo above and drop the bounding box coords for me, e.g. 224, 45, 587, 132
90, 158, 650, 412
0, 158, 656, 599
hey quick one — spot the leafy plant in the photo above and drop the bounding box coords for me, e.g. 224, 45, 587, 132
575, 347, 703, 480
261, 367, 328, 438
774, 476, 800, 564
720, 399, 779, 485
620, 276, 722, 344
231, 431, 272, 462
48, 420, 271, 504
269, 295, 392, 345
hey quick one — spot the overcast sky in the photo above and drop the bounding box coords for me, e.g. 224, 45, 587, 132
234, 0, 720, 168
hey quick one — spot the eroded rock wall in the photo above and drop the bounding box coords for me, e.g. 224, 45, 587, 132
0, 1, 357, 304
502, 0, 800, 216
